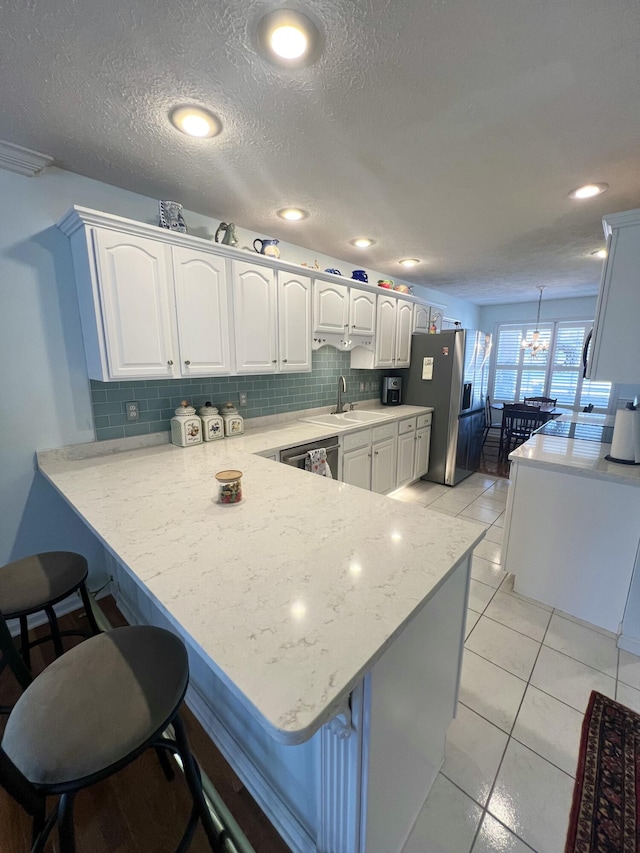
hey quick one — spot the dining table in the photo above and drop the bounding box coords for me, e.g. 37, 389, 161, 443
491, 403, 572, 461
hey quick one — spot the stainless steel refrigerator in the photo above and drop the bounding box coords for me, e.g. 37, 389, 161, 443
404, 329, 492, 485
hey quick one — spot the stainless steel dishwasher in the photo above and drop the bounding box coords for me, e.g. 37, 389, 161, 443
280, 437, 340, 478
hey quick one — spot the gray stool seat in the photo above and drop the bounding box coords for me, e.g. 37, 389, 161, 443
0, 551, 101, 691
3, 625, 188, 787
0, 551, 88, 616
1, 625, 221, 852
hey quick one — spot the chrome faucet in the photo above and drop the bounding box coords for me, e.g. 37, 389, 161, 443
335, 375, 347, 414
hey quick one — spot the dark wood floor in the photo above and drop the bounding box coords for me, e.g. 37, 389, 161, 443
478, 432, 510, 479
0, 599, 291, 853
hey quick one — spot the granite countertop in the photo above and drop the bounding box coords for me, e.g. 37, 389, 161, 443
37, 404, 484, 746
509, 412, 640, 486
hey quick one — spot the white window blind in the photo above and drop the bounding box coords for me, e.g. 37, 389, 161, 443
490, 320, 612, 411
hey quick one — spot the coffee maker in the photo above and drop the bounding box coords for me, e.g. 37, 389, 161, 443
381, 376, 402, 406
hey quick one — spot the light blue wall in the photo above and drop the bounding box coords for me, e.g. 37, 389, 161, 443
0, 165, 478, 573
478, 296, 598, 333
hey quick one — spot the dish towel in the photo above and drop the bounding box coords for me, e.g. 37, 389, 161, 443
305, 448, 333, 478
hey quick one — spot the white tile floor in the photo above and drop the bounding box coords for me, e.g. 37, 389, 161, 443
390, 472, 640, 853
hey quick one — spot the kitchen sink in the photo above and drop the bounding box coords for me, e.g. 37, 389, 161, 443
340, 410, 393, 423
303, 410, 392, 428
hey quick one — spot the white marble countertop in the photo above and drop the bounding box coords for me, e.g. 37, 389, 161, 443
37, 404, 483, 745
509, 412, 640, 486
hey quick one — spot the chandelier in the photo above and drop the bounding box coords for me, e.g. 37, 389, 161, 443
521, 286, 549, 357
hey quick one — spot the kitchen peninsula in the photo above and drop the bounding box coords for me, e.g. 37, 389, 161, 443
37, 415, 485, 853
502, 412, 640, 637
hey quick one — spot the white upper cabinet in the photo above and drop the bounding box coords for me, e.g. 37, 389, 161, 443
91, 228, 176, 380
394, 300, 414, 367
172, 247, 232, 376
413, 304, 431, 334
374, 294, 397, 368
313, 281, 376, 338
277, 272, 312, 372
349, 289, 376, 336
586, 208, 640, 383
232, 261, 278, 374
314, 281, 349, 333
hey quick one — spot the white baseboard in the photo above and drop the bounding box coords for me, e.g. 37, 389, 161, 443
617, 633, 640, 656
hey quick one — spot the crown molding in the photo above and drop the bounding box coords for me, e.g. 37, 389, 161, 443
0, 139, 54, 176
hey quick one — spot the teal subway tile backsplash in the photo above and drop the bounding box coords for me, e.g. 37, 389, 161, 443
90, 350, 391, 441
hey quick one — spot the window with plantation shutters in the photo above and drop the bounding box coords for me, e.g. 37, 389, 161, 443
489, 320, 612, 411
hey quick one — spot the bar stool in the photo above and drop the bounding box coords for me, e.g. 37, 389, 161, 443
0, 625, 222, 852
0, 551, 101, 676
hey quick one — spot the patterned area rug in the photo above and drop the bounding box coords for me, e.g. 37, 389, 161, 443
565, 691, 640, 852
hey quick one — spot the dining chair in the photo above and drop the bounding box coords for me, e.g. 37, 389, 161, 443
482, 395, 502, 448
0, 625, 222, 853
523, 396, 557, 408
500, 403, 545, 461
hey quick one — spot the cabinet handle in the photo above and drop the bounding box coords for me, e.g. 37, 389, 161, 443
272, 360, 277, 364
283, 359, 288, 363
184, 360, 191, 366
368, 453, 372, 458
167, 360, 174, 366
374, 451, 379, 456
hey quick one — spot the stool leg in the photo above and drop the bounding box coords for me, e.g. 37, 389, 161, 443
78, 581, 101, 636
44, 605, 64, 657
58, 792, 77, 853
0, 616, 32, 691
172, 714, 221, 853
155, 744, 176, 781
19, 616, 31, 671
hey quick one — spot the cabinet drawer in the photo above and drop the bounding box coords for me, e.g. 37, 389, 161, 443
417, 413, 432, 429
398, 417, 417, 435
342, 429, 372, 452
372, 422, 398, 443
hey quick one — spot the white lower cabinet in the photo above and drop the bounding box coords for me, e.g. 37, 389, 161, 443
342, 423, 398, 494
396, 414, 432, 488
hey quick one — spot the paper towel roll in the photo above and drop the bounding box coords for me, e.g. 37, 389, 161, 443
610, 408, 640, 463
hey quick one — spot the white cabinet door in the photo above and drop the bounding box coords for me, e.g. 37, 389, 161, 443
278, 272, 312, 372
342, 446, 372, 490
350, 289, 376, 335
414, 427, 431, 479
371, 437, 397, 494
92, 228, 175, 379
413, 304, 430, 334
314, 281, 349, 333
396, 430, 416, 488
374, 295, 397, 368
587, 210, 640, 383
233, 261, 277, 374
395, 300, 414, 368
172, 247, 231, 377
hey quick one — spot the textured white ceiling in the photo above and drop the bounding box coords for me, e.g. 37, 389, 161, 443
2, 0, 639, 304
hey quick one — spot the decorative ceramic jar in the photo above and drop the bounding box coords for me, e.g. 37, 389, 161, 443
198, 402, 224, 442
215, 469, 243, 504
221, 403, 244, 437
171, 401, 202, 447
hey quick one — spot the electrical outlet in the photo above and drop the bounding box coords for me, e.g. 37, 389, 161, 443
360, 382, 365, 392
126, 401, 139, 421
239, 392, 248, 408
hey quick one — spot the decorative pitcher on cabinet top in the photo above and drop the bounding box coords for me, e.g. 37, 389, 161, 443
253, 238, 280, 259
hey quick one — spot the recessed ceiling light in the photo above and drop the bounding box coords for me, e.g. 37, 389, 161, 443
591, 248, 608, 259
169, 105, 221, 138
277, 208, 308, 221
352, 238, 375, 248
256, 9, 322, 67
399, 258, 420, 267
568, 183, 608, 200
